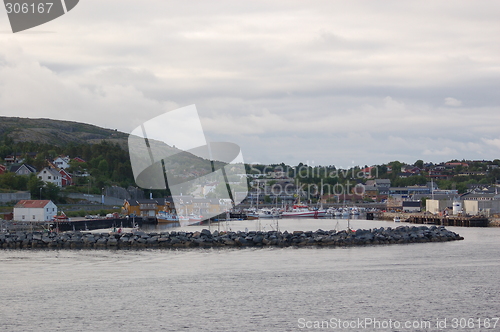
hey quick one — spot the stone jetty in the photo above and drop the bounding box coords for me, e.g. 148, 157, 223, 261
0, 226, 463, 249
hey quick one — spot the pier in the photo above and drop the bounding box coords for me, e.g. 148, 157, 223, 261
405, 215, 489, 227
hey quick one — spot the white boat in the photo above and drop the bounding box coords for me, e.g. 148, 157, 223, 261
350, 207, 360, 216
394, 216, 401, 222
282, 205, 327, 218
326, 208, 342, 217
257, 208, 281, 218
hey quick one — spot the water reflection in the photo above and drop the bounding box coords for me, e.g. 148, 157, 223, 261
140, 214, 381, 234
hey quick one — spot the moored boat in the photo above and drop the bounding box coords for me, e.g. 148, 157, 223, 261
156, 211, 179, 223
282, 205, 327, 218
257, 208, 281, 218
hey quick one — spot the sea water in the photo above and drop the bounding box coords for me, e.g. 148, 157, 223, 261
1, 219, 499, 331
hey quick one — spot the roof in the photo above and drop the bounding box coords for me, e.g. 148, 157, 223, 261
461, 192, 498, 199
14, 200, 53, 208
125, 198, 168, 206
403, 201, 421, 207
9, 163, 37, 173
363, 185, 378, 191
39, 167, 61, 177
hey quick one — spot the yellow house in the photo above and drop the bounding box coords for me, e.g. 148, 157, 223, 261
122, 199, 171, 219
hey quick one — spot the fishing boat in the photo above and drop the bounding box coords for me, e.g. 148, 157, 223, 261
244, 207, 259, 220
156, 210, 179, 223
282, 205, 327, 218
393, 216, 401, 222
52, 211, 69, 221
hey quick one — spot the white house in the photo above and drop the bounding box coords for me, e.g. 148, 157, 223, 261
13, 200, 58, 222
53, 156, 70, 169
38, 167, 62, 187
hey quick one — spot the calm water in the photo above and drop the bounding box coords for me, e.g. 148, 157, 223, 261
1, 219, 499, 332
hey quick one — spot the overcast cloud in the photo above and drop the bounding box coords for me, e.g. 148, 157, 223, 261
0, 0, 499, 167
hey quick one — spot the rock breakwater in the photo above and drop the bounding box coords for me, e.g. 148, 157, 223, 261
0, 226, 463, 249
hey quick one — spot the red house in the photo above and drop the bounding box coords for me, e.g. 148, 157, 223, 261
0, 164, 6, 174
59, 168, 73, 186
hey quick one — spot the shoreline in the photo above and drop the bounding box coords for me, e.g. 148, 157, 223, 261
0, 225, 463, 250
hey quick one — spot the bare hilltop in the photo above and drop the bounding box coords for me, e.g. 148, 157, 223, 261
0, 116, 128, 148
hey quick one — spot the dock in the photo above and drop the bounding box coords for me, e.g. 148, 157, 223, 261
405, 215, 489, 227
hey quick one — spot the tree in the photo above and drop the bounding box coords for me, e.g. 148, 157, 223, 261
414, 160, 424, 169
421, 197, 427, 208
44, 182, 60, 202
0, 172, 18, 189
98, 159, 109, 174
27, 174, 44, 198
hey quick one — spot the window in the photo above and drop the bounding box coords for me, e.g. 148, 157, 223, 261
33, 215, 36, 220
48, 176, 51, 179
22, 215, 25, 220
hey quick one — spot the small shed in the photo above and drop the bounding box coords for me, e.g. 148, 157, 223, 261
402, 200, 421, 212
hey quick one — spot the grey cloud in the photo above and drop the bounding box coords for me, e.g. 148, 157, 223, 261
0, 0, 499, 167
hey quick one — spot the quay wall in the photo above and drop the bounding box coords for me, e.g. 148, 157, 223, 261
0, 226, 463, 250
381, 212, 493, 227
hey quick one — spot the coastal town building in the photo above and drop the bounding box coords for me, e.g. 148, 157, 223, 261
426, 199, 454, 214
402, 201, 421, 212
13, 200, 57, 222
461, 199, 500, 215
8, 163, 37, 175
58, 168, 73, 186
53, 156, 71, 169
123, 198, 171, 218
38, 167, 62, 187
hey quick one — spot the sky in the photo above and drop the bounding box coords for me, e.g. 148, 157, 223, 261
0, 0, 499, 169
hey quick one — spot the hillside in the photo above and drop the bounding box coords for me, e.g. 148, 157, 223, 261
0, 116, 129, 148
